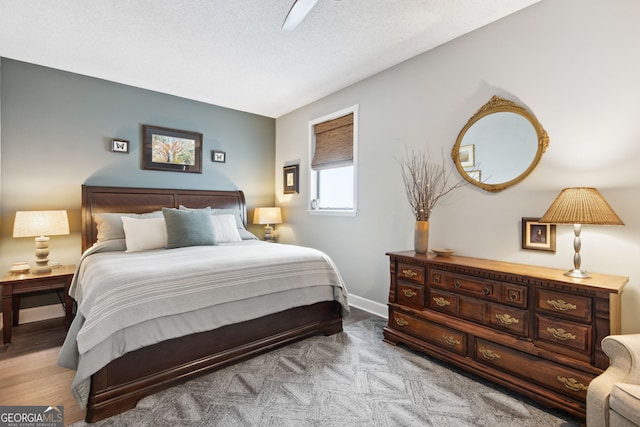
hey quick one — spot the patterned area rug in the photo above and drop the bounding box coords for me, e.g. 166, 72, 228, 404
71, 318, 578, 426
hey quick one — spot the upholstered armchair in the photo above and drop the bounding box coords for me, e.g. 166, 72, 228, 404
587, 334, 640, 426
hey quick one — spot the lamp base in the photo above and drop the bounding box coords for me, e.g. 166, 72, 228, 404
563, 268, 590, 279
33, 235, 52, 274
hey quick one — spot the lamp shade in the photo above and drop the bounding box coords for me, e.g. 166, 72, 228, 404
13, 210, 70, 238
538, 188, 623, 226
253, 207, 282, 225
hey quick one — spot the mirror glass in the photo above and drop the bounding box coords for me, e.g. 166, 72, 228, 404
452, 96, 549, 192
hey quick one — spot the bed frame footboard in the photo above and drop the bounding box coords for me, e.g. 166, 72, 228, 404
85, 301, 343, 422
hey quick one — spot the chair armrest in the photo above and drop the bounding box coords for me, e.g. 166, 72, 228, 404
587, 334, 640, 427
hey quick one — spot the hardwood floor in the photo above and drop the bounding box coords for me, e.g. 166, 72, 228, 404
0, 306, 378, 426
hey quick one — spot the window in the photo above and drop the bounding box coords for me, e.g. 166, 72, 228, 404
309, 105, 358, 215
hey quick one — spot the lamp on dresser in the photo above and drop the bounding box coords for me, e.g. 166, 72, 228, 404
13, 210, 70, 274
253, 207, 282, 241
538, 187, 623, 279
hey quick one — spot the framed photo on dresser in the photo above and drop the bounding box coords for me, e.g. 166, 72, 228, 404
522, 217, 556, 252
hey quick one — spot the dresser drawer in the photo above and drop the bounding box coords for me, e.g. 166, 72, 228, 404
458, 294, 485, 323
449, 273, 499, 301
428, 269, 446, 287
428, 289, 458, 316
389, 310, 466, 355
487, 303, 528, 337
501, 283, 528, 308
397, 263, 425, 285
475, 339, 592, 401
397, 281, 425, 308
536, 314, 592, 356
536, 289, 592, 323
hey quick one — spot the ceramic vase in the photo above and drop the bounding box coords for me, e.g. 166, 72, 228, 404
414, 220, 429, 254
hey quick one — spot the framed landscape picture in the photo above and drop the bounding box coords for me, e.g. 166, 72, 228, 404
142, 125, 202, 173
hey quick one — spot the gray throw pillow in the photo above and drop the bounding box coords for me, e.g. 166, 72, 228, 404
162, 207, 217, 249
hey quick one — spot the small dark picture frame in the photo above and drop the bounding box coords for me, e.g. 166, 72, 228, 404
111, 139, 129, 153
522, 217, 556, 252
212, 150, 226, 163
283, 164, 299, 194
142, 125, 202, 173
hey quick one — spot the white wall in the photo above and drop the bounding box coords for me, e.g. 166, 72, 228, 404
275, 0, 640, 333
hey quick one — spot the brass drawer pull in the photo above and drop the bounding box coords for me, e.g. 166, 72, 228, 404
402, 289, 417, 298
496, 314, 520, 325
433, 297, 451, 307
508, 291, 520, 301
557, 376, 588, 392
479, 348, 501, 360
432, 274, 442, 284
402, 269, 418, 278
482, 286, 490, 295
546, 299, 577, 311
442, 334, 460, 346
394, 317, 409, 326
547, 327, 576, 341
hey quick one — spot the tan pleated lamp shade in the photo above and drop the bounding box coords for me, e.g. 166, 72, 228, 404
539, 188, 623, 225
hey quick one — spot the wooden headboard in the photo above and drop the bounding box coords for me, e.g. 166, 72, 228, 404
81, 185, 247, 252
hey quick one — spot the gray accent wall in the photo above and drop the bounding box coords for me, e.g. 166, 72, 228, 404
0, 59, 275, 307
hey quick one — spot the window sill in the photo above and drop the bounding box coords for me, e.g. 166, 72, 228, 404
307, 209, 357, 217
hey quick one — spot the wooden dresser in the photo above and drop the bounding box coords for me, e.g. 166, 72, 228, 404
383, 251, 628, 421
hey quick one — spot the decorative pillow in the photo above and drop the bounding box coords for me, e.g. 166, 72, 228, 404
94, 211, 163, 242
210, 214, 242, 243
162, 207, 216, 249
121, 217, 168, 253
179, 205, 258, 240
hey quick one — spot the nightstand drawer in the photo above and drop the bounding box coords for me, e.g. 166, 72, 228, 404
397, 263, 425, 285
536, 289, 592, 323
390, 310, 466, 355
397, 282, 425, 308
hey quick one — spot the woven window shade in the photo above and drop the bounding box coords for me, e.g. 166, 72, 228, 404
311, 113, 353, 170
538, 187, 624, 225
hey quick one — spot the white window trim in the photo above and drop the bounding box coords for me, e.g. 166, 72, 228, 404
307, 104, 359, 216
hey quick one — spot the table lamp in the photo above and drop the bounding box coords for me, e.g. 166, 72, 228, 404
13, 210, 70, 274
538, 188, 623, 279
253, 207, 282, 241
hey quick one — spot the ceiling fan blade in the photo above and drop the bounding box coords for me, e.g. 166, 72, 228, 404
283, 0, 319, 31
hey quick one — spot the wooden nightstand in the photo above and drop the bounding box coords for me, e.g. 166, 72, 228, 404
1, 265, 75, 344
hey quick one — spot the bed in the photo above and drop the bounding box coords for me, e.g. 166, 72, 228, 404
58, 185, 349, 423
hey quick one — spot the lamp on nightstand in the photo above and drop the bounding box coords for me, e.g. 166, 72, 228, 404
538, 187, 623, 279
253, 207, 282, 241
13, 210, 70, 274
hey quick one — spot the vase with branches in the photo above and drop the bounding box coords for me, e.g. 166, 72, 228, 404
398, 146, 465, 253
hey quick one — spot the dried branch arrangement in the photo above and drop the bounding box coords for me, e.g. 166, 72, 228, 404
398, 147, 466, 221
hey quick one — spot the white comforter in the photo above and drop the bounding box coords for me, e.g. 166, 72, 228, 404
58, 240, 349, 407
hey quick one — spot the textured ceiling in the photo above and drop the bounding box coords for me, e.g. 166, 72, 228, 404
0, 0, 539, 118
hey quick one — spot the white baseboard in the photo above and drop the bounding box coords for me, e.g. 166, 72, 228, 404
348, 294, 388, 319
0, 304, 64, 329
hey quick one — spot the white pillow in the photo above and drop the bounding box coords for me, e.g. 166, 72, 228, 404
211, 214, 242, 243
121, 217, 168, 253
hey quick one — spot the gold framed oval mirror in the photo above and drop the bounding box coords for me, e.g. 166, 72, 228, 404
451, 96, 549, 192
